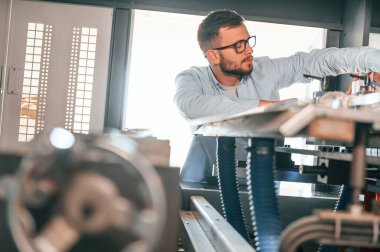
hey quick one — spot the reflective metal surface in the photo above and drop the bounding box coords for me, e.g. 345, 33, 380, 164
183, 196, 255, 252
196, 103, 380, 143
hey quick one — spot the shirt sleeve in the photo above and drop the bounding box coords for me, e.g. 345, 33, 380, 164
271, 46, 380, 89
174, 71, 259, 119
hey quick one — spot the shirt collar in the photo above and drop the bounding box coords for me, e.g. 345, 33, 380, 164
207, 66, 220, 88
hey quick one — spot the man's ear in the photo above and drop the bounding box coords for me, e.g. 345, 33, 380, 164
206, 50, 220, 65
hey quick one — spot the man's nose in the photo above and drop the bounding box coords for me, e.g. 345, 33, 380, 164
245, 44, 253, 54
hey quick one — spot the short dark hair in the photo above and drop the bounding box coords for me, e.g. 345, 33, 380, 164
197, 10, 244, 54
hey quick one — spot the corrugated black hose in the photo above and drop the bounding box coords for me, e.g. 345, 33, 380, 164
246, 138, 281, 252
216, 137, 250, 242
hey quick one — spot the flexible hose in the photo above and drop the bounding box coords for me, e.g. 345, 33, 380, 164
246, 138, 281, 251
216, 137, 249, 241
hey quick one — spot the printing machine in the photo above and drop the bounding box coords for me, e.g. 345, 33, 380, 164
179, 90, 380, 252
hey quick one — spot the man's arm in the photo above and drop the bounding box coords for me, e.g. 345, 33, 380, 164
271, 47, 380, 89
174, 72, 259, 119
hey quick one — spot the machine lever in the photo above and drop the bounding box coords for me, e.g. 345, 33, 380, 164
303, 74, 324, 81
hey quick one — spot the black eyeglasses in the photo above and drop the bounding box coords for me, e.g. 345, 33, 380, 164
213, 35, 256, 53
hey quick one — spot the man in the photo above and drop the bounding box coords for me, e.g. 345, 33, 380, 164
174, 9, 380, 183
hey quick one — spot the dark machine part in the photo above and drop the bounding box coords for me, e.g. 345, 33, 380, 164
216, 137, 249, 242
275, 145, 380, 185
246, 138, 281, 252
0, 128, 167, 252
317, 160, 351, 185
303, 74, 328, 101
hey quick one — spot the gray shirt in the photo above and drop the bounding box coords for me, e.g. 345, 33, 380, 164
174, 47, 380, 120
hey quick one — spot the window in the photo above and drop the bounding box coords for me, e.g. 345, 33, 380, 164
124, 10, 325, 169
19, 24, 99, 142
66, 27, 98, 134
19, 23, 52, 142
247, 22, 324, 101
370, 33, 380, 48
124, 11, 205, 167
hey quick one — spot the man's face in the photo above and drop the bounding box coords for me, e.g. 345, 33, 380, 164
216, 24, 254, 76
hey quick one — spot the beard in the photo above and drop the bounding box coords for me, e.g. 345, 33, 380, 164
219, 54, 253, 77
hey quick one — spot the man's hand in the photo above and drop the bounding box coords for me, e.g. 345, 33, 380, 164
370, 72, 380, 92
259, 100, 279, 106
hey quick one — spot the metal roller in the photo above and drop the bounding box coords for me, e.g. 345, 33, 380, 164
5, 128, 166, 252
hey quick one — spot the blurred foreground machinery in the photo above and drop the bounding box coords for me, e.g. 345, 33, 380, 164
0, 128, 179, 252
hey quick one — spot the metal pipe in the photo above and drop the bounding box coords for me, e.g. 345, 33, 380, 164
280, 209, 380, 252
350, 123, 370, 205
